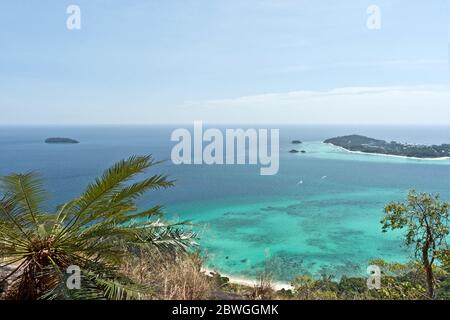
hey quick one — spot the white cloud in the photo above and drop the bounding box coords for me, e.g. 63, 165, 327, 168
180, 85, 450, 125
334, 59, 448, 68
5, 85, 449, 125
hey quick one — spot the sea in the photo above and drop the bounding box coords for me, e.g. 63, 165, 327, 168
1, 125, 450, 282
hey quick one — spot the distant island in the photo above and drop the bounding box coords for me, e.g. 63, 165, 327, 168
289, 149, 306, 154
324, 135, 450, 159
291, 140, 302, 144
45, 137, 79, 144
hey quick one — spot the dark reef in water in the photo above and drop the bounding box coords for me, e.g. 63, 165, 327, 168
45, 137, 79, 144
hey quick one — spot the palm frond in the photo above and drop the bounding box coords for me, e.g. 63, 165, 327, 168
0, 172, 47, 226
111, 174, 174, 204
53, 156, 155, 242
0, 195, 34, 245
92, 276, 151, 300
135, 221, 199, 253
0, 155, 198, 300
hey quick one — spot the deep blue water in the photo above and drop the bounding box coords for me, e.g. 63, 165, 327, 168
1, 125, 449, 281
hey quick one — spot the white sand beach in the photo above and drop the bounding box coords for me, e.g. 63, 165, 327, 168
201, 267, 293, 291
327, 143, 450, 161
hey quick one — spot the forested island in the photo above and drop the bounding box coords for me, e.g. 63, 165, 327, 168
324, 135, 450, 159
45, 137, 79, 144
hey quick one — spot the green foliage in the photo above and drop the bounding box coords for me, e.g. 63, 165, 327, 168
337, 276, 367, 295
371, 276, 427, 300
291, 275, 316, 299
276, 288, 294, 299
382, 190, 449, 256
291, 275, 338, 300
382, 190, 449, 298
314, 274, 338, 292
286, 259, 446, 300
436, 276, 450, 299
436, 249, 450, 272
0, 155, 198, 300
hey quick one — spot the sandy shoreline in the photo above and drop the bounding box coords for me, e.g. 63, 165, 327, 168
201, 267, 293, 291
326, 143, 450, 161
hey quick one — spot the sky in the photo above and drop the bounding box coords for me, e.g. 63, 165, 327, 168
0, 0, 449, 125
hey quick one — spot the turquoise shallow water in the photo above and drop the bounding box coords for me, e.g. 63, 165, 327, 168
1, 126, 450, 282
168, 191, 407, 281
167, 142, 450, 281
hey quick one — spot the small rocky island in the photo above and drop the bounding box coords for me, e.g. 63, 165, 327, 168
289, 149, 306, 154
45, 137, 79, 144
324, 135, 450, 158
291, 140, 302, 144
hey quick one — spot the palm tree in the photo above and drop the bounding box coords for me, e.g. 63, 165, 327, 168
0, 155, 197, 300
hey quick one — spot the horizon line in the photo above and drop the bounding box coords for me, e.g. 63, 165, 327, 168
2, 123, 450, 127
